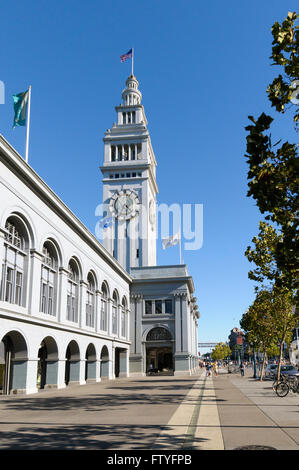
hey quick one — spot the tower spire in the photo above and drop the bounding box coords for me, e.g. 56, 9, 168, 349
121, 74, 142, 107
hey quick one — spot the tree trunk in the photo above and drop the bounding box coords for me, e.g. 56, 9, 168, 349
259, 350, 267, 381
277, 339, 284, 381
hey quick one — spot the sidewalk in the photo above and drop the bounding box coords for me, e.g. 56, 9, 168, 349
153, 368, 299, 450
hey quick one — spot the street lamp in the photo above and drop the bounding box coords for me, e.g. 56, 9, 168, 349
252, 346, 257, 379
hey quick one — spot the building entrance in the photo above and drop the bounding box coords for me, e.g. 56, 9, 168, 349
146, 346, 173, 375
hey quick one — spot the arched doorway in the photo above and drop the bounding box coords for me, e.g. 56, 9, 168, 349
37, 336, 59, 390
85, 343, 97, 382
100, 345, 109, 379
0, 331, 28, 394
145, 327, 174, 376
65, 340, 80, 385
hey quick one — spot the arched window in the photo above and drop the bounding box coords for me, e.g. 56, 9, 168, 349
121, 297, 127, 338
1, 218, 29, 306
112, 290, 118, 335
40, 241, 58, 315
146, 327, 172, 341
67, 259, 79, 322
100, 282, 108, 331
86, 272, 96, 327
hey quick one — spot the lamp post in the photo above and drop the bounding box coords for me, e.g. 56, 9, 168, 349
253, 346, 257, 379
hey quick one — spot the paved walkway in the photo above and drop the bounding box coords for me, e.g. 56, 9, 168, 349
0, 368, 298, 450
155, 368, 299, 450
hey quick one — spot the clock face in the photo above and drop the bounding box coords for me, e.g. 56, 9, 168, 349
109, 190, 139, 220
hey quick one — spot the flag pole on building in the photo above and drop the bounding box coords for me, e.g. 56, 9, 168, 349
179, 228, 182, 264
12, 85, 32, 164
25, 85, 32, 164
132, 48, 134, 75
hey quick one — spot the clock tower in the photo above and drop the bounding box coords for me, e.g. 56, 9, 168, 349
101, 74, 158, 272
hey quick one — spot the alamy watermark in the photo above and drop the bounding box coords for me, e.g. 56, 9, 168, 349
95, 202, 203, 251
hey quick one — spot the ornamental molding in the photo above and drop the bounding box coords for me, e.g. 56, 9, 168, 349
174, 291, 187, 298
130, 294, 143, 300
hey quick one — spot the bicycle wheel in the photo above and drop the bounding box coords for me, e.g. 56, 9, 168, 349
276, 382, 289, 397
272, 380, 278, 392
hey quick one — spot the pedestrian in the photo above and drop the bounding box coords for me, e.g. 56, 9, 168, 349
206, 363, 211, 377
213, 362, 218, 376
240, 361, 245, 377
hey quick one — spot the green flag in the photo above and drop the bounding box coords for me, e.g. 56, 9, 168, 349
13, 89, 29, 128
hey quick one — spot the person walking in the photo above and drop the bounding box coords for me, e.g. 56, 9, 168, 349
240, 361, 245, 377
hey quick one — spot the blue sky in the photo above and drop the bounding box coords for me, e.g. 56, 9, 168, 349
0, 1, 297, 352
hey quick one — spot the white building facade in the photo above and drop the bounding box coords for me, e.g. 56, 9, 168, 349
0, 74, 199, 395
0, 136, 131, 395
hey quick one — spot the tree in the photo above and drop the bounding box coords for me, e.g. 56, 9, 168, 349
211, 342, 231, 362
240, 290, 278, 380
244, 12, 299, 299
241, 287, 296, 380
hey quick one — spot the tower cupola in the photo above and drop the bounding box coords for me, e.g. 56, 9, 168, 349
121, 75, 142, 106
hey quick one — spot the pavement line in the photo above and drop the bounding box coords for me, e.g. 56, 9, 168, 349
152, 371, 206, 449
181, 375, 207, 449
193, 375, 225, 450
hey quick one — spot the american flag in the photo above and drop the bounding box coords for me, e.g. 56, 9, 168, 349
120, 48, 133, 63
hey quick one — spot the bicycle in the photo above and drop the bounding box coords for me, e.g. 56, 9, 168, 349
272, 373, 288, 392
275, 376, 299, 397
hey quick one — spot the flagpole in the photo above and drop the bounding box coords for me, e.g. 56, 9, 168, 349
179, 228, 182, 264
132, 48, 134, 76
25, 85, 31, 164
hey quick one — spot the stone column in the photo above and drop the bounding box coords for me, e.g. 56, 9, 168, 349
79, 280, 88, 329
95, 289, 101, 332
28, 249, 44, 315
129, 295, 143, 376
0, 229, 5, 295
79, 359, 86, 385
174, 292, 191, 376
95, 359, 102, 382
57, 358, 67, 389
58, 267, 69, 324
107, 298, 112, 337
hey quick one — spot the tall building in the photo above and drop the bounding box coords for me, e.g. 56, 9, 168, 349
101, 74, 157, 272
101, 75, 199, 376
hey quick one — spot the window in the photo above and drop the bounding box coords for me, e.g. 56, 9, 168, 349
112, 291, 118, 335
40, 243, 57, 315
130, 144, 136, 160
155, 300, 162, 314
67, 259, 79, 322
86, 272, 95, 327
101, 283, 108, 331
111, 146, 116, 161
144, 299, 174, 316
1, 219, 28, 307
165, 299, 173, 314
145, 300, 152, 315
121, 298, 127, 338
5, 267, 13, 303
